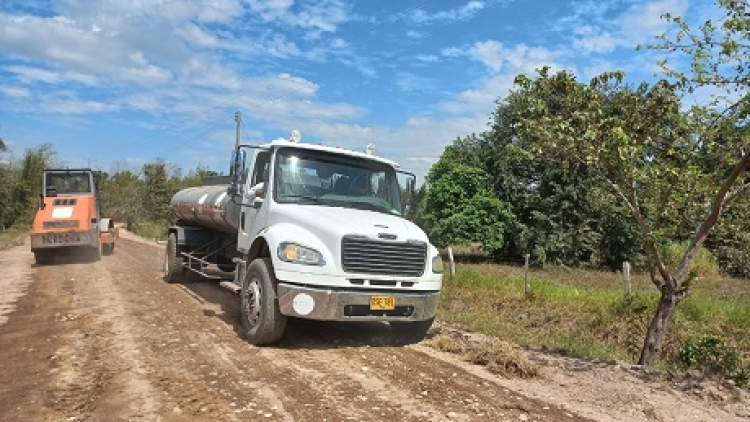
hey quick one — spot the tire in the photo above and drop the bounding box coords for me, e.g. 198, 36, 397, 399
34, 250, 55, 265
88, 245, 102, 262
390, 317, 435, 344
102, 242, 115, 256
239, 258, 286, 345
163, 233, 184, 283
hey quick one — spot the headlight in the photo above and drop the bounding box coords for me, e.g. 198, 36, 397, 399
277, 242, 325, 266
432, 254, 444, 274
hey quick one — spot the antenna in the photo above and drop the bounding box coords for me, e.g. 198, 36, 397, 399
234, 110, 242, 149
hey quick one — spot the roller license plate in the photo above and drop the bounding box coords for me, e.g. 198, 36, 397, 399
370, 296, 396, 311
42, 233, 81, 244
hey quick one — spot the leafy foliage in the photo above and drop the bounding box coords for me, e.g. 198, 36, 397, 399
141, 160, 174, 224
423, 147, 514, 251
678, 336, 749, 387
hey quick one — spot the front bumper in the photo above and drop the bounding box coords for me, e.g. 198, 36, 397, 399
277, 282, 440, 322
30, 230, 99, 251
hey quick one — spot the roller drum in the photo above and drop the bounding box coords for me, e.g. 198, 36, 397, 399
170, 185, 240, 234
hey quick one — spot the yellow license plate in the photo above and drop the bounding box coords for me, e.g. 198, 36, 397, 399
370, 296, 396, 311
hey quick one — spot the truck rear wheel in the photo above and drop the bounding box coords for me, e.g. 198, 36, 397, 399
102, 242, 115, 256
239, 258, 286, 345
34, 250, 55, 265
163, 233, 185, 283
390, 317, 435, 344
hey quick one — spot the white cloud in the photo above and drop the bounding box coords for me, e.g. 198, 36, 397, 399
396, 72, 438, 93
443, 41, 557, 76
572, 25, 618, 54
563, 0, 689, 54
246, 0, 351, 32
180, 23, 219, 47
416, 54, 439, 63
405, 1, 486, 24
0, 85, 31, 98
266, 73, 319, 97
40, 96, 119, 114
5, 65, 60, 83
438, 39, 568, 117
467, 40, 504, 72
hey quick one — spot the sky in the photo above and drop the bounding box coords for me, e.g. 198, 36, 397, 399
0, 0, 718, 183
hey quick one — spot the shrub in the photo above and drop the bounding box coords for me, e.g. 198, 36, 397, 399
677, 336, 749, 387
132, 220, 169, 241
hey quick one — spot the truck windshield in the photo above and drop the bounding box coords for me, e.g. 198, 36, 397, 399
274, 148, 404, 216
45, 172, 92, 195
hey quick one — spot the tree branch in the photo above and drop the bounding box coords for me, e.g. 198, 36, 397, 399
675, 150, 750, 283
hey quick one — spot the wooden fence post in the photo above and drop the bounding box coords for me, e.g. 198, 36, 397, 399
623, 261, 631, 302
447, 245, 456, 280
524, 254, 530, 299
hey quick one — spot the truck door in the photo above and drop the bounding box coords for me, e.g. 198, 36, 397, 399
238, 150, 271, 250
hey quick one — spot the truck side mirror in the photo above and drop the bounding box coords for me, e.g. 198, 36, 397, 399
227, 182, 242, 199
231, 149, 247, 182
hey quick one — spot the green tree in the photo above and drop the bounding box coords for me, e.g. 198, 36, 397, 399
142, 160, 173, 223
510, 64, 747, 366
424, 147, 514, 252
13, 144, 57, 225
175, 164, 219, 190
638, 0, 750, 365
100, 170, 145, 229
443, 97, 643, 268
709, 193, 750, 277
0, 143, 14, 228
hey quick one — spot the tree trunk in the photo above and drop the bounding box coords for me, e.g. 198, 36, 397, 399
638, 287, 681, 366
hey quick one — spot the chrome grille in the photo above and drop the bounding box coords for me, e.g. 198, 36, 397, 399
341, 235, 426, 277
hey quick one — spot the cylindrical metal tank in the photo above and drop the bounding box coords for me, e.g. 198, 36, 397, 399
170, 185, 241, 234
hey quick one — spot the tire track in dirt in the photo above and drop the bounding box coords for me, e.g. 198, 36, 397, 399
37, 254, 160, 421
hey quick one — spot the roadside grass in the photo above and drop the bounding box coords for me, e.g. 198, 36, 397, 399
437, 263, 750, 377
0, 226, 28, 250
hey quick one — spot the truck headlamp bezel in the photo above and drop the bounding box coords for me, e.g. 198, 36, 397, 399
432, 254, 444, 274
277, 242, 325, 266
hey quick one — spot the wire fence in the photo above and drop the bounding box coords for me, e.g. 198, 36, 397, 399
442, 244, 643, 301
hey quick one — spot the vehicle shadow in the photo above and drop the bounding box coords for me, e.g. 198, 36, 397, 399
177, 270, 429, 350
30, 248, 104, 267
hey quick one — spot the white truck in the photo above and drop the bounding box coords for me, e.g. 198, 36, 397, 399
164, 114, 444, 345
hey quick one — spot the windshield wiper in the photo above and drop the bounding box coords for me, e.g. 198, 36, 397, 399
281, 194, 323, 203
346, 201, 390, 213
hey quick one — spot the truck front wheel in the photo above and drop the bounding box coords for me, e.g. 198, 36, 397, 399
390, 317, 435, 344
163, 233, 184, 283
239, 258, 286, 345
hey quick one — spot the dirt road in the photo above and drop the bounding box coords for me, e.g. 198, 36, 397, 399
0, 236, 747, 421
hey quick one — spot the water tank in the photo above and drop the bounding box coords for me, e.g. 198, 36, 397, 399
170, 185, 240, 234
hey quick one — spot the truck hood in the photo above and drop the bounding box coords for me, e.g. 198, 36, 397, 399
270, 204, 429, 244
